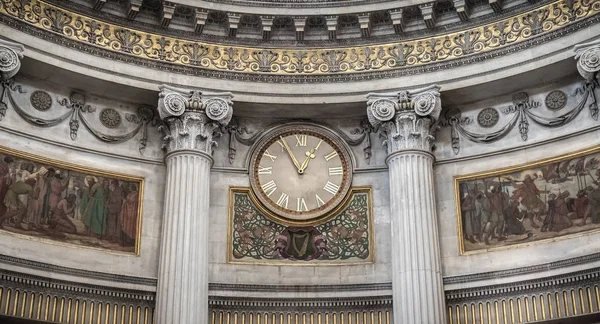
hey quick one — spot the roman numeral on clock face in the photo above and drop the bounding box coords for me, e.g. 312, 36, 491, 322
276, 192, 289, 209
323, 181, 340, 195
324, 151, 338, 161
258, 165, 272, 175
263, 150, 277, 163
261, 180, 277, 197
315, 194, 325, 207
295, 135, 307, 147
329, 166, 343, 176
296, 198, 308, 212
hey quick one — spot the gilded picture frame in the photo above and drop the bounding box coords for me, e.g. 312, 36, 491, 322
227, 186, 375, 266
455, 145, 600, 255
0, 145, 144, 255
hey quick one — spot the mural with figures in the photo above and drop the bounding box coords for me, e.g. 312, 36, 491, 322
456, 146, 600, 253
0, 147, 143, 254
229, 188, 373, 264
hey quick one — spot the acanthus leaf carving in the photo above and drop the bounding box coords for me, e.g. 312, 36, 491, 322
366, 85, 441, 154
158, 85, 234, 155
0, 39, 24, 121
574, 39, 600, 120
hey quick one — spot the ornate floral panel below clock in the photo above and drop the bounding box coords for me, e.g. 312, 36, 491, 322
228, 187, 374, 265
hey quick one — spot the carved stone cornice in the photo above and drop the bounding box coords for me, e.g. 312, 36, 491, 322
366, 85, 441, 154
157, 85, 233, 155
0, 39, 24, 81
574, 38, 600, 81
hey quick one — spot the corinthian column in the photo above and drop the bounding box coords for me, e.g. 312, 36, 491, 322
156, 85, 233, 324
0, 39, 25, 120
367, 85, 445, 324
574, 39, 600, 120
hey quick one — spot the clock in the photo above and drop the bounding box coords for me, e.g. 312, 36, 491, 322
249, 125, 353, 224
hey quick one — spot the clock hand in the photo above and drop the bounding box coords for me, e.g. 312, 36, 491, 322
279, 136, 302, 171
298, 148, 317, 174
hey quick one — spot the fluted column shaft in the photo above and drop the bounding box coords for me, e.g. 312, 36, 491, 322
155, 86, 233, 324
367, 85, 445, 323
156, 151, 212, 324
387, 150, 445, 323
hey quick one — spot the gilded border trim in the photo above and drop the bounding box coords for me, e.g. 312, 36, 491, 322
454, 145, 600, 255
0, 145, 145, 256
0, 0, 597, 77
226, 186, 375, 266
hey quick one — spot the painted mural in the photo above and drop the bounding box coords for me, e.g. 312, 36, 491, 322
229, 188, 373, 264
0, 146, 143, 254
456, 146, 600, 253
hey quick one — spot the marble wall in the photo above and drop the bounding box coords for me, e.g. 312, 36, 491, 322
0, 73, 165, 280
2, 63, 599, 289
434, 73, 600, 277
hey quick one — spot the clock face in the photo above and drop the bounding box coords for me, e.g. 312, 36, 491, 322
250, 126, 352, 223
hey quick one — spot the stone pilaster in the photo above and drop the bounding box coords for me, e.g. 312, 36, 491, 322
367, 85, 445, 324
0, 39, 25, 121
155, 85, 233, 324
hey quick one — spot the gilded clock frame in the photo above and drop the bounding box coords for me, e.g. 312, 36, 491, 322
249, 124, 353, 225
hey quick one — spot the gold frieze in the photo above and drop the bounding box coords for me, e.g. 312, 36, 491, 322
0, 0, 598, 76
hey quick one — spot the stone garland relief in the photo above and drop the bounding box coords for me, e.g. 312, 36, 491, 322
442, 83, 598, 155
0, 146, 144, 254
225, 118, 375, 165
455, 146, 600, 254
0, 81, 159, 154
0, 0, 597, 76
228, 188, 373, 264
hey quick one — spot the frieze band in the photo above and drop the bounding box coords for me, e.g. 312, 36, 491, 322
0, 0, 597, 78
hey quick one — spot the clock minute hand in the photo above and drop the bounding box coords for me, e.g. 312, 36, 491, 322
279, 136, 302, 170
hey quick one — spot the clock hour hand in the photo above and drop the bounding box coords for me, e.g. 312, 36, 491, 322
279, 136, 302, 171
298, 140, 322, 173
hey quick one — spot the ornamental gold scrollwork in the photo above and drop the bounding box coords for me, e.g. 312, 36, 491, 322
0, 0, 598, 76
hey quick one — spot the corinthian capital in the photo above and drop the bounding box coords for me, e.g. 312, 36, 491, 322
366, 85, 441, 153
0, 39, 24, 81
158, 85, 233, 154
574, 39, 600, 81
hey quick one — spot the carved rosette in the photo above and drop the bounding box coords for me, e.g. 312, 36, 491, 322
366, 85, 441, 154
574, 39, 600, 81
157, 85, 233, 155
0, 39, 24, 81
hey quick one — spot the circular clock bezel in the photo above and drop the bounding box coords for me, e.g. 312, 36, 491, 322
249, 124, 353, 224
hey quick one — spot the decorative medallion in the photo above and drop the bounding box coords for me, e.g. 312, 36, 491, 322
371, 11, 391, 25
339, 15, 359, 27
100, 108, 122, 128
29, 90, 52, 111
477, 107, 499, 128
174, 6, 193, 18
273, 17, 293, 29
307, 16, 326, 28
545, 90, 567, 110
207, 11, 227, 24
240, 14, 260, 27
